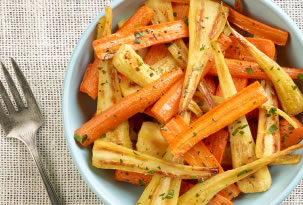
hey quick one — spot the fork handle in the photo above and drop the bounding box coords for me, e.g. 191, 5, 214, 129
27, 143, 61, 205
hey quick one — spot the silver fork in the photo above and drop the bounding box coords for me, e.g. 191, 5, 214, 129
0, 58, 61, 205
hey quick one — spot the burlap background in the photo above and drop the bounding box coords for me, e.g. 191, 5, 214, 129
0, 0, 302, 204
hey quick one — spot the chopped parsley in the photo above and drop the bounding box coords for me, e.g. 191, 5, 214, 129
184, 16, 189, 26
246, 67, 253, 74
163, 190, 174, 199
137, 58, 143, 66
134, 38, 141, 44
74, 134, 87, 143
147, 170, 155, 175
173, 12, 177, 17
298, 73, 303, 80
120, 159, 123, 164
196, 193, 200, 197
198, 178, 206, 183
139, 179, 146, 186
193, 66, 203, 70
200, 45, 206, 51
232, 124, 248, 136
268, 124, 278, 134
113, 114, 118, 118
237, 169, 252, 177
193, 132, 197, 137
291, 85, 298, 90
100, 134, 106, 139
268, 107, 277, 116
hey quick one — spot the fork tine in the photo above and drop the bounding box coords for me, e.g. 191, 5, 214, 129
10, 58, 39, 109
1, 61, 25, 110
0, 80, 15, 113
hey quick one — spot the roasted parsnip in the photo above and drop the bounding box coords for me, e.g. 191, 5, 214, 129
179, 0, 228, 113
256, 80, 280, 158
95, 7, 132, 148
229, 26, 303, 115
212, 41, 272, 193
145, 0, 188, 68
178, 143, 303, 205
136, 122, 168, 158
113, 44, 160, 87
92, 141, 218, 179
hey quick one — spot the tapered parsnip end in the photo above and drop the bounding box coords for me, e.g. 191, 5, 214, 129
270, 154, 301, 166
92, 141, 218, 179
229, 25, 303, 116
178, 143, 303, 205
113, 44, 160, 87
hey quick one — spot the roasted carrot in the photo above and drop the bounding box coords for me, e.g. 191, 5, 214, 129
143, 44, 170, 65
208, 194, 233, 205
93, 20, 189, 59
280, 117, 303, 150
162, 81, 267, 158
180, 181, 195, 196
150, 79, 183, 124
234, 0, 242, 13
204, 129, 229, 164
172, 2, 189, 21
207, 58, 303, 80
79, 58, 100, 99
117, 6, 155, 33
228, 9, 289, 46
216, 77, 248, 97
225, 37, 276, 62
114, 170, 152, 186
74, 69, 183, 146
161, 115, 240, 200
204, 77, 217, 95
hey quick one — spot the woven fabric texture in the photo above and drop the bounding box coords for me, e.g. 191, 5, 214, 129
0, 0, 302, 204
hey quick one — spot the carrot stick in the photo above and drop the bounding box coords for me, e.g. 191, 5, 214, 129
79, 59, 100, 99
204, 129, 229, 164
234, 0, 242, 13
204, 77, 217, 95
162, 81, 268, 158
74, 68, 183, 146
143, 44, 170, 65
117, 6, 155, 33
280, 117, 303, 150
150, 79, 183, 124
172, 2, 190, 21
161, 116, 240, 200
228, 9, 289, 46
93, 20, 189, 60
207, 58, 303, 80
216, 77, 248, 97
208, 194, 233, 205
180, 181, 195, 196
114, 170, 152, 186
225, 37, 276, 62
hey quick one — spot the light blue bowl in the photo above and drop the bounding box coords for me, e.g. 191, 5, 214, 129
62, 0, 303, 204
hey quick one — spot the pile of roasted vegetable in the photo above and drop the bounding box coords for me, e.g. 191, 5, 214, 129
75, 0, 303, 204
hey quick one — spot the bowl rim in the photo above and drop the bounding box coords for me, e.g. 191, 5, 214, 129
62, 0, 303, 204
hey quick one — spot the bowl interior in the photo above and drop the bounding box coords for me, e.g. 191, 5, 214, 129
63, 0, 303, 204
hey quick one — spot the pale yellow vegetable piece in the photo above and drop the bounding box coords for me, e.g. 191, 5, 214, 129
94, 7, 132, 148
212, 41, 271, 193
269, 154, 301, 166
179, 0, 228, 113
229, 25, 303, 115
136, 122, 168, 158
92, 141, 218, 179
113, 44, 160, 87
256, 80, 280, 158
178, 143, 303, 205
